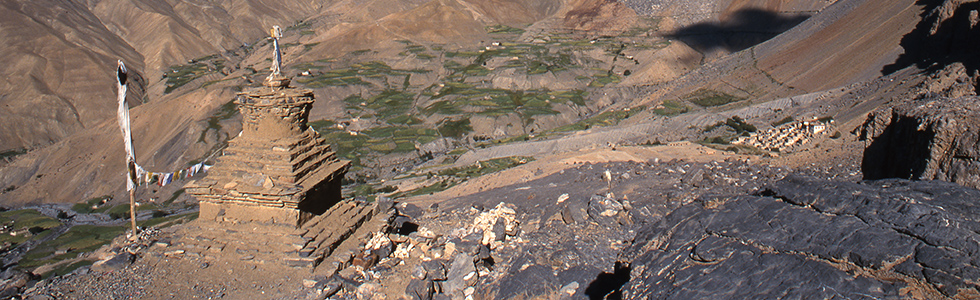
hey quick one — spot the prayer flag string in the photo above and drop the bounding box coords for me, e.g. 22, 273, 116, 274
134, 162, 212, 187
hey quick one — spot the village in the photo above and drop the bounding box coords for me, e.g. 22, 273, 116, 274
732, 118, 834, 153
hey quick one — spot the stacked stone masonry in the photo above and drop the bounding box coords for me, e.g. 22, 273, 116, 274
187, 81, 350, 227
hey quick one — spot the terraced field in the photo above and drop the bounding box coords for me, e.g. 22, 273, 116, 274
286, 26, 671, 198
0, 193, 197, 278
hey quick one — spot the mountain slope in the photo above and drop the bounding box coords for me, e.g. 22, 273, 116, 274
631, 0, 921, 109
88, 0, 324, 73
0, 0, 326, 153
0, 0, 952, 209
0, 0, 145, 152
0, 0, 617, 206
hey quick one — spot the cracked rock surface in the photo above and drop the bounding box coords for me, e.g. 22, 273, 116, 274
337, 158, 793, 299
622, 174, 980, 299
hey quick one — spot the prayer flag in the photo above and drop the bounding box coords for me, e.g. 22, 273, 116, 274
116, 60, 137, 191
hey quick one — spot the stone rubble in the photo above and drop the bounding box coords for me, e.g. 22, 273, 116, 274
22, 153, 972, 299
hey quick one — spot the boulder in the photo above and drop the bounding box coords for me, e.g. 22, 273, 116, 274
587, 195, 624, 227
412, 264, 427, 280
560, 200, 588, 224
496, 262, 558, 299
422, 260, 447, 281
90, 252, 135, 272
355, 282, 385, 300
393, 216, 418, 235
444, 254, 475, 295
405, 279, 434, 300
861, 96, 980, 189
396, 203, 424, 220
491, 218, 506, 242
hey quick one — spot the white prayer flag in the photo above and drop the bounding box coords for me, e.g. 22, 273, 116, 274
116, 60, 137, 191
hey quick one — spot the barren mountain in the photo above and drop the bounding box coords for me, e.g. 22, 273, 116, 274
628, 0, 922, 110
88, 0, 327, 73
0, 0, 644, 206
0, 0, 956, 208
0, 0, 326, 154
0, 0, 144, 152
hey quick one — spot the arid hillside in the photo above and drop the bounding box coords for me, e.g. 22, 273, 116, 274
0, 0, 631, 206
629, 0, 922, 110
0, 0, 961, 211
0, 0, 324, 153
0, 0, 144, 152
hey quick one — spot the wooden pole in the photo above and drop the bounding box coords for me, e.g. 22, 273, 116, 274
129, 186, 137, 236
128, 160, 138, 237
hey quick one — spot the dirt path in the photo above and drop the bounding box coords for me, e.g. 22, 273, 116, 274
406, 143, 756, 206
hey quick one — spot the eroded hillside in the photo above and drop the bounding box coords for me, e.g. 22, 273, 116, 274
0, 0, 324, 155
0, 0, 935, 208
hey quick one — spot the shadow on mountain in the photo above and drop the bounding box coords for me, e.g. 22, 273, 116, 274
882, 0, 980, 75
667, 9, 810, 53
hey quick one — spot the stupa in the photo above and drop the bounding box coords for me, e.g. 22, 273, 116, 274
187, 26, 350, 227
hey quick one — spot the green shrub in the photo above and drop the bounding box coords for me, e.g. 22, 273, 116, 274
772, 116, 794, 127
438, 118, 473, 138
684, 89, 745, 107
71, 196, 112, 214
0, 148, 27, 161
18, 225, 126, 270
725, 116, 757, 135
653, 100, 688, 116
485, 25, 525, 34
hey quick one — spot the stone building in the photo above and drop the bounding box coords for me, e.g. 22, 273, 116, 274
186, 29, 349, 228
733, 119, 833, 152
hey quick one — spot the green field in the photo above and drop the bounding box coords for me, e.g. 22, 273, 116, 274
294, 25, 675, 194
683, 89, 746, 107
653, 100, 688, 116
164, 54, 224, 94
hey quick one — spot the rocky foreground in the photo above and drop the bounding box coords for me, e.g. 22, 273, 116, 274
13, 138, 980, 300
625, 175, 980, 299
350, 160, 980, 299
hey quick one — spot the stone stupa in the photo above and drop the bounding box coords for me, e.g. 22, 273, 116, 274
187, 26, 350, 227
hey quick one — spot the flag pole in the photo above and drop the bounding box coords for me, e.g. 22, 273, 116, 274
117, 60, 139, 237
129, 177, 137, 235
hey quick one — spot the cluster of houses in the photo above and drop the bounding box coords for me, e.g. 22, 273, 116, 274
733, 119, 832, 152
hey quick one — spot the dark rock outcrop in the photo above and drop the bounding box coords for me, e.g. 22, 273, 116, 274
884, 0, 980, 77
430, 160, 792, 299
861, 96, 980, 189
621, 175, 980, 299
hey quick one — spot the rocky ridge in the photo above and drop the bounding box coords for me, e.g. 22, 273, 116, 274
861, 95, 980, 189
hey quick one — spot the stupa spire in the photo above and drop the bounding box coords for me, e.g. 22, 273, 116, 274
264, 25, 289, 88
